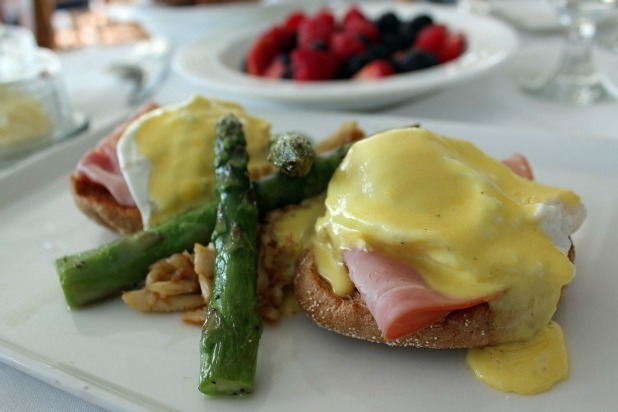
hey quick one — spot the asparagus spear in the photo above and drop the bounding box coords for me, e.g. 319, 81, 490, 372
268, 132, 316, 177
199, 114, 262, 396
56, 202, 217, 308
55, 142, 352, 308
255, 142, 350, 215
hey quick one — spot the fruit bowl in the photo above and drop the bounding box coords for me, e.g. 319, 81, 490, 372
174, 3, 519, 110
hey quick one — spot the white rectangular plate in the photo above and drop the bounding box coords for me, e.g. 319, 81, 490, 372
1, 110, 616, 412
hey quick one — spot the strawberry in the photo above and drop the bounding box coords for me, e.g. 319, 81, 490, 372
297, 12, 335, 50
344, 18, 380, 43
353, 59, 396, 79
263, 56, 290, 79
438, 32, 466, 63
245, 31, 280, 76
291, 48, 338, 81
413, 24, 448, 56
245, 25, 298, 76
330, 31, 367, 62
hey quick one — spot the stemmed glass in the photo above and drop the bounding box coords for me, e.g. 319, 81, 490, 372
522, 0, 618, 105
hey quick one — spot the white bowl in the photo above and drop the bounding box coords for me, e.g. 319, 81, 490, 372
174, 2, 520, 110
109, 0, 318, 46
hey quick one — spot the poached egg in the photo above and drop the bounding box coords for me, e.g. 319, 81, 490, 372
117, 95, 271, 228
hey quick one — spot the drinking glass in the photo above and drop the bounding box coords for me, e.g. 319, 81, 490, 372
521, 0, 618, 105
597, 12, 618, 52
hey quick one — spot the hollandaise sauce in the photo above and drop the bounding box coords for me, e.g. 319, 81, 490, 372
313, 128, 585, 344
117, 95, 271, 227
466, 321, 569, 394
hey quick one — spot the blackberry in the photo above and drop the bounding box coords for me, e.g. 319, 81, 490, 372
400, 14, 434, 45
365, 44, 391, 60
376, 12, 400, 34
339, 53, 373, 78
393, 49, 439, 73
410, 14, 434, 31
380, 31, 408, 54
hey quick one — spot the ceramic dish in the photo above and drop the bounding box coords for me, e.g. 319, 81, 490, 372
107, 0, 316, 46
173, 3, 519, 110
0, 110, 616, 412
0, 46, 88, 165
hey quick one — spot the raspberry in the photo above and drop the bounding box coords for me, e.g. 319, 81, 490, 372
342, 6, 366, 27
413, 24, 448, 56
283, 11, 306, 32
291, 48, 338, 81
345, 18, 380, 43
330, 31, 367, 62
297, 13, 335, 50
314, 9, 336, 31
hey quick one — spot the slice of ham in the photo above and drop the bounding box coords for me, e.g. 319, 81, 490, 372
344, 249, 494, 341
501, 153, 534, 180
73, 102, 159, 207
340, 154, 534, 341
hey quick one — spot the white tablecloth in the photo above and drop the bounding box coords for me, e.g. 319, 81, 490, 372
1, 5, 617, 411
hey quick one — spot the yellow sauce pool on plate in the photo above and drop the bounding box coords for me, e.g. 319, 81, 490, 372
466, 321, 568, 394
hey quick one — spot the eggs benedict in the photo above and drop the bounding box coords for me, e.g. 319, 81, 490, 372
295, 127, 585, 393
71, 96, 272, 234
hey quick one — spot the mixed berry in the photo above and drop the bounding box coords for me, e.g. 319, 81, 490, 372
243, 7, 467, 81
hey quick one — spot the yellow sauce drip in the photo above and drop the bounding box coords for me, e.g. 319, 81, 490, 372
466, 321, 569, 394
129, 95, 270, 225
313, 128, 583, 343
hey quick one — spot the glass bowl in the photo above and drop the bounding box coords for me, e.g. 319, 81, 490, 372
1, 27, 87, 161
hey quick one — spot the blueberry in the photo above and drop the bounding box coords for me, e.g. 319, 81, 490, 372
393, 49, 439, 73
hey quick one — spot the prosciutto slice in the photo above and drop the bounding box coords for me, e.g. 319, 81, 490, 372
73, 102, 159, 207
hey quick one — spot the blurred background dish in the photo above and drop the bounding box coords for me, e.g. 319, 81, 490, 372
107, 0, 322, 46
597, 10, 618, 52
0, 24, 88, 165
173, 2, 519, 110
489, 0, 562, 33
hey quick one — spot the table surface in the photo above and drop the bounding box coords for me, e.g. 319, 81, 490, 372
1, 2, 617, 411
